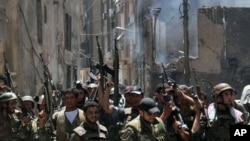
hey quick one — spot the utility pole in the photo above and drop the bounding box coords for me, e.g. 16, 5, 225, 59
110, 0, 119, 106
149, 7, 161, 94
183, 0, 190, 85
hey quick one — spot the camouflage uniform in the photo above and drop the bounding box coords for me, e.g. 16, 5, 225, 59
205, 83, 244, 141
120, 115, 168, 141
70, 122, 108, 141
0, 112, 22, 141
206, 109, 236, 141
28, 117, 53, 141
0, 92, 30, 141
99, 86, 141, 141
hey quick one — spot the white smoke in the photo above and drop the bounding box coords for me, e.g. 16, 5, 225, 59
148, 0, 250, 64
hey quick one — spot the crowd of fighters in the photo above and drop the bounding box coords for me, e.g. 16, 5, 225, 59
0, 75, 249, 141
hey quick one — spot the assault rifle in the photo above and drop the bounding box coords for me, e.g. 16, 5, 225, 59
40, 53, 56, 113
3, 52, 31, 119
161, 63, 188, 129
192, 69, 210, 131
3, 52, 14, 90
161, 63, 167, 94
113, 36, 119, 106
96, 36, 106, 94
39, 53, 56, 132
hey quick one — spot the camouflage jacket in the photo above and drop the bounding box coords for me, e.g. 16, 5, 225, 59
0, 111, 29, 141
120, 115, 169, 141
27, 117, 54, 141
206, 109, 239, 141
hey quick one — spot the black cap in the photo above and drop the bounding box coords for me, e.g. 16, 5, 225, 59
139, 97, 159, 114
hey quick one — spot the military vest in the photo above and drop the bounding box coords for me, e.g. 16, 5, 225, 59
206, 111, 235, 141
56, 108, 85, 141
0, 112, 22, 141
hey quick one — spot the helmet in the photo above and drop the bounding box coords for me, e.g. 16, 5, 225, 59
213, 83, 233, 96
0, 92, 17, 103
22, 95, 35, 106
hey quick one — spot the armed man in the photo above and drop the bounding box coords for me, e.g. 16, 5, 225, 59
97, 81, 144, 141
192, 83, 245, 140
53, 88, 85, 141
0, 92, 30, 140
75, 81, 88, 110
155, 84, 191, 141
70, 100, 108, 141
120, 97, 169, 141
21, 95, 36, 119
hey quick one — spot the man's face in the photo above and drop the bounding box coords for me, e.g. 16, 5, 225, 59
130, 93, 143, 107
140, 111, 157, 123
221, 90, 233, 106
124, 92, 132, 105
7, 100, 17, 114
63, 93, 77, 109
77, 89, 86, 102
23, 101, 34, 112
84, 106, 99, 124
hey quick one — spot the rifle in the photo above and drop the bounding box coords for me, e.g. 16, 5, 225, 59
161, 63, 188, 129
192, 69, 210, 134
3, 52, 31, 119
161, 63, 166, 94
96, 36, 106, 94
161, 63, 170, 104
192, 68, 204, 100
39, 53, 56, 132
113, 36, 119, 106
3, 52, 14, 90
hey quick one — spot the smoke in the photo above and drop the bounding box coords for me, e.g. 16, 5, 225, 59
146, 0, 250, 65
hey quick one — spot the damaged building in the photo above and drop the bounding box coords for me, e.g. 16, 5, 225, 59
167, 6, 250, 101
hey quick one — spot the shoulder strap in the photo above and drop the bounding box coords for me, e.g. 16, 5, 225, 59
73, 126, 86, 136
98, 123, 108, 132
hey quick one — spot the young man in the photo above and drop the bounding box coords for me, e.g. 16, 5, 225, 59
0, 92, 30, 140
120, 97, 169, 141
53, 88, 85, 141
155, 84, 190, 141
70, 100, 108, 141
75, 81, 88, 110
21, 95, 36, 119
98, 82, 144, 141
192, 83, 244, 141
